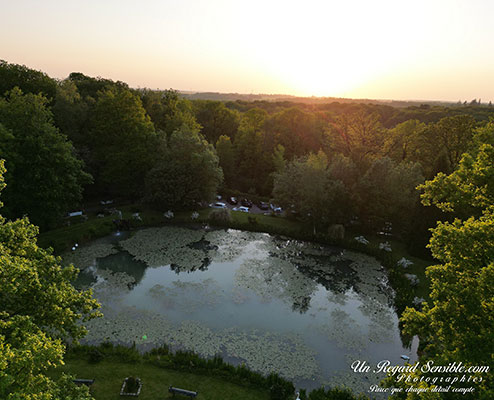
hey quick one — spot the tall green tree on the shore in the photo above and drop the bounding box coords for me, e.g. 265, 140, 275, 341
144, 127, 223, 209
0, 160, 99, 399
273, 151, 353, 231
215, 135, 235, 188
0, 88, 91, 229
87, 87, 157, 197
401, 142, 494, 398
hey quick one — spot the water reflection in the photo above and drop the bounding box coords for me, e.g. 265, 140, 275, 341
66, 226, 416, 394
98, 252, 147, 285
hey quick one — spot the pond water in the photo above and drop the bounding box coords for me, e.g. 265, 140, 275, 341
64, 226, 417, 395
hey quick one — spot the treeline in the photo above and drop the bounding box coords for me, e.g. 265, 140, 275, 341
0, 60, 492, 256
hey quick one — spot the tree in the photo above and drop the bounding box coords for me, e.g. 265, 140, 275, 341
264, 107, 326, 160
215, 135, 235, 187
0, 88, 92, 229
141, 89, 198, 135
193, 100, 240, 144
233, 108, 271, 194
0, 160, 99, 399
408, 116, 476, 178
327, 110, 385, 171
354, 158, 424, 232
272, 144, 286, 173
68, 72, 128, 100
0, 60, 57, 100
87, 87, 157, 197
52, 79, 89, 149
401, 144, 494, 398
144, 127, 223, 209
383, 119, 426, 162
273, 151, 350, 232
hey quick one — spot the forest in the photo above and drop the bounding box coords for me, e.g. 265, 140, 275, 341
0, 60, 493, 399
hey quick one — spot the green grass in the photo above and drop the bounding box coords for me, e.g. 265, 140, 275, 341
361, 232, 432, 300
48, 359, 270, 400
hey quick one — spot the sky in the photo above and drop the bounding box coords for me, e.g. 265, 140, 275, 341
1, 0, 494, 101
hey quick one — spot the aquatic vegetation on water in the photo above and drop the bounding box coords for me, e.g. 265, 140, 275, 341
148, 278, 224, 313
62, 242, 118, 269
120, 226, 206, 270
75, 226, 408, 393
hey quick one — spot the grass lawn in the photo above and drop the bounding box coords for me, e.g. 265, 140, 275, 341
49, 359, 270, 400
362, 232, 432, 300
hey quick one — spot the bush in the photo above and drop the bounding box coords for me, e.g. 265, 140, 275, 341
247, 216, 258, 225
267, 373, 295, 400
209, 208, 231, 225
88, 348, 104, 363
114, 344, 141, 363
123, 376, 140, 393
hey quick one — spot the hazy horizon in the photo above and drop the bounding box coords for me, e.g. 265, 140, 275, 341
2, 0, 493, 102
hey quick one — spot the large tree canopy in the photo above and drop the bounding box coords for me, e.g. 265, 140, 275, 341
193, 100, 239, 144
0, 61, 57, 101
0, 160, 99, 399
144, 127, 223, 209
401, 143, 494, 398
273, 151, 354, 231
87, 87, 157, 197
354, 157, 424, 232
141, 89, 199, 136
0, 88, 91, 229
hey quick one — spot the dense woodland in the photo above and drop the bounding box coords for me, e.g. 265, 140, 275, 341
2, 60, 494, 251
0, 60, 493, 399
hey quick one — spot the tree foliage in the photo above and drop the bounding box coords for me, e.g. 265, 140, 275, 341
193, 100, 239, 144
355, 158, 424, 232
0, 60, 57, 100
327, 111, 384, 171
0, 160, 98, 399
141, 89, 198, 135
0, 88, 91, 229
144, 127, 223, 209
401, 143, 494, 398
215, 135, 235, 188
87, 87, 157, 197
273, 151, 354, 231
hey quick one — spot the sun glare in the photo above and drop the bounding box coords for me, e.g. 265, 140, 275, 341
232, 0, 430, 98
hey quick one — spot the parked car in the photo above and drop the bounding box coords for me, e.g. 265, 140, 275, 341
209, 202, 226, 208
258, 201, 270, 210
233, 206, 249, 213
270, 203, 282, 213
228, 196, 238, 205
241, 198, 253, 208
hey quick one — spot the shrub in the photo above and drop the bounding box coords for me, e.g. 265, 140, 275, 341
209, 208, 231, 225
123, 376, 140, 393
88, 348, 104, 364
114, 344, 140, 363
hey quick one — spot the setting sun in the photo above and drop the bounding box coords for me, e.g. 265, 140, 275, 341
1, 0, 494, 101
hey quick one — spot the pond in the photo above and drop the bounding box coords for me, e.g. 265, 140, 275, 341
64, 225, 418, 395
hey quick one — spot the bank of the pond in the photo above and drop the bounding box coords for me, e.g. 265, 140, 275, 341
49, 358, 271, 400
49, 343, 366, 400
39, 205, 430, 317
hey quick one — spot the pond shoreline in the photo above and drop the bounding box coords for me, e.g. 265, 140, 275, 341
40, 206, 430, 318
68, 225, 414, 396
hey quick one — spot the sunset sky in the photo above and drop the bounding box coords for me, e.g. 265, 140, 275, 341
1, 0, 493, 101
